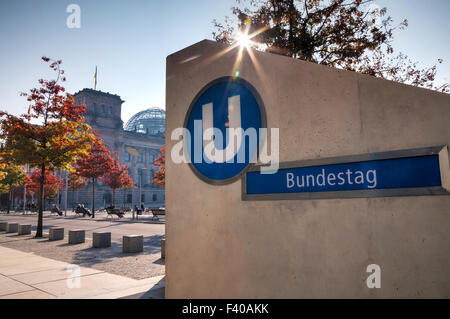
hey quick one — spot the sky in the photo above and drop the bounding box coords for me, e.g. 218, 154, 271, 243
0, 0, 449, 124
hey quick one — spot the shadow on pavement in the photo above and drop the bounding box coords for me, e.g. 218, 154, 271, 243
55, 234, 165, 268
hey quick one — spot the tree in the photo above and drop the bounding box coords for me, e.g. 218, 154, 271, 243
213, 0, 449, 93
0, 57, 94, 237
67, 172, 88, 210
74, 134, 113, 217
0, 163, 25, 213
100, 152, 133, 206
152, 146, 165, 188
25, 169, 63, 204
0, 162, 7, 183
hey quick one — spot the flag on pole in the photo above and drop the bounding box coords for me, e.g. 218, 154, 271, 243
94, 66, 97, 90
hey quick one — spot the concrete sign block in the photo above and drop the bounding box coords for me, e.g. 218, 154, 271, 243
68, 230, 85, 244
49, 227, 64, 241
93, 232, 111, 248
18, 224, 32, 235
123, 235, 143, 253
6, 223, 18, 233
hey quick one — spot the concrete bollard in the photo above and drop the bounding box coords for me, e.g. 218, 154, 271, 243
6, 223, 19, 233
161, 239, 165, 259
0, 222, 7, 231
93, 232, 111, 248
49, 227, 64, 241
123, 235, 143, 253
68, 230, 85, 244
18, 224, 32, 235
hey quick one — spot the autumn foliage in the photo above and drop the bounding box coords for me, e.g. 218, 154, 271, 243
0, 57, 94, 236
152, 146, 165, 188
67, 172, 88, 209
100, 152, 133, 205
68, 172, 88, 191
26, 169, 63, 201
74, 134, 113, 217
0, 163, 25, 213
214, 0, 448, 93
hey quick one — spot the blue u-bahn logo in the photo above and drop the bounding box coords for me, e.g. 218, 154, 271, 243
184, 77, 266, 184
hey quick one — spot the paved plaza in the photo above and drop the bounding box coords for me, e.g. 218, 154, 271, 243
0, 212, 165, 299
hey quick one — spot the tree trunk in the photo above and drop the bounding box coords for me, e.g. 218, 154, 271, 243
7, 185, 11, 214
36, 164, 45, 237
91, 177, 95, 218
112, 189, 115, 206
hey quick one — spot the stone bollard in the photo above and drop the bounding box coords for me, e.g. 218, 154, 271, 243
6, 223, 19, 233
93, 232, 111, 248
49, 227, 64, 241
68, 230, 85, 244
18, 224, 32, 235
0, 222, 7, 231
123, 235, 143, 253
161, 239, 165, 259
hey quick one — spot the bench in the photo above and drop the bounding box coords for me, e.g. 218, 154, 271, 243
150, 208, 165, 221
74, 206, 91, 217
106, 207, 124, 219
50, 207, 63, 216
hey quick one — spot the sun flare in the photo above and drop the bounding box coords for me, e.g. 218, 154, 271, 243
235, 31, 253, 49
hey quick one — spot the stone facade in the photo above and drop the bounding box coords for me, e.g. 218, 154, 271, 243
71, 88, 165, 209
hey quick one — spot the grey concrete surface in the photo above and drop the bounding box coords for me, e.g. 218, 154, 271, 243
68, 230, 85, 244
49, 227, 64, 241
0, 246, 164, 299
165, 40, 450, 298
6, 223, 18, 233
93, 232, 111, 248
123, 235, 143, 253
0, 214, 165, 280
18, 225, 31, 235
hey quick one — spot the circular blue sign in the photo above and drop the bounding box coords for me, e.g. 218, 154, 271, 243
184, 77, 266, 184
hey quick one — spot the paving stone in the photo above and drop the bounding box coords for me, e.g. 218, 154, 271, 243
18, 224, 31, 235
49, 227, 64, 241
93, 232, 111, 248
68, 230, 85, 244
123, 235, 143, 253
6, 223, 18, 233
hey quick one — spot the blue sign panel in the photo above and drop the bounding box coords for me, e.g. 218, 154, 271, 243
185, 77, 265, 184
246, 155, 442, 196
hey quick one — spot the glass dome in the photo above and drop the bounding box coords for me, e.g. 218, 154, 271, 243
124, 108, 165, 135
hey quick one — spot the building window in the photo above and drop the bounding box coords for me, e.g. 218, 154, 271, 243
92, 103, 96, 113
125, 151, 131, 162
100, 104, 105, 113
108, 106, 112, 114
127, 194, 132, 204
141, 194, 145, 203
152, 194, 157, 202
149, 170, 154, 184
138, 152, 143, 163
149, 154, 154, 164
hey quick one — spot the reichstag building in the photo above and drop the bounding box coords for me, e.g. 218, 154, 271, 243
72, 88, 165, 209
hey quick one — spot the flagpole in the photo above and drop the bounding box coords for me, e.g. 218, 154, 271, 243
94, 66, 97, 90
